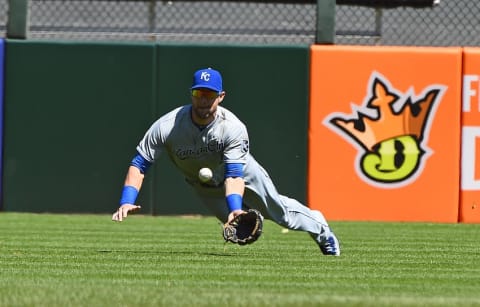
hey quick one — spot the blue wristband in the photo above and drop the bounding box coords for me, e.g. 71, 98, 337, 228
226, 194, 243, 212
120, 185, 139, 206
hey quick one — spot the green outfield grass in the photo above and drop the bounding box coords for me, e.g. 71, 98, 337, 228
0, 212, 479, 307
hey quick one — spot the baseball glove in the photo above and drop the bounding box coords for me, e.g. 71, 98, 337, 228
223, 209, 263, 245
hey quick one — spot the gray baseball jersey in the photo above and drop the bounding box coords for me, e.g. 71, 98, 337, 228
136, 104, 332, 240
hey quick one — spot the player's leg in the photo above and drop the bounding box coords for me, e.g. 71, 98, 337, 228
244, 187, 329, 235
247, 189, 340, 256
242, 161, 340, 255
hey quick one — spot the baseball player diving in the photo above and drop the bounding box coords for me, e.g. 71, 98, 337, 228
112, 68, 340, 256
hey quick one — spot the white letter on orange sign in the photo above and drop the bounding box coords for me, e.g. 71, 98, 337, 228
462, 126, 480, 190
463, 75, 479, 112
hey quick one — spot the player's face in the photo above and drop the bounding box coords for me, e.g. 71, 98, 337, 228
191, 88, 225, 125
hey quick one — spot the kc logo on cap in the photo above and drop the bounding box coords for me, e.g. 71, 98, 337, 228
200, 71, 211, 81
191, 68, 223, 92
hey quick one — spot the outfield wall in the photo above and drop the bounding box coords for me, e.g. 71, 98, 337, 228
1, 40, 480, 223
2, 41, 309, 215
3, 41, 158, 213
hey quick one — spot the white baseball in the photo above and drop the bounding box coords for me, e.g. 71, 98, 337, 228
198, 167, 213, 183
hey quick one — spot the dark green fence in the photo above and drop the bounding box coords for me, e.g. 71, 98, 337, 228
3, 41, 309, 214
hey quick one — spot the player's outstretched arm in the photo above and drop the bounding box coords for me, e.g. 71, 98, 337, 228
112, 166, 145, 222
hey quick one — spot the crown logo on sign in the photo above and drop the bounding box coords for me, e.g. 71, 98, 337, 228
329, 77, 441, 151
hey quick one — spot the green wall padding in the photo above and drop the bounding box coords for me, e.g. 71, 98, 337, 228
3, 40, 157, 213
2, 41, 310, 215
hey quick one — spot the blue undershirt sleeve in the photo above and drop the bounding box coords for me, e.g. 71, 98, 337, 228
224, 163, 244, 179
130, 152, 152, 174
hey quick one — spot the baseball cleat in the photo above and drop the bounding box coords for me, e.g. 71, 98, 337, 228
319, 232, 340, 256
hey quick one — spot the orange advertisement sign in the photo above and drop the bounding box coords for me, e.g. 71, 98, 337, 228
309, 45, 462, 222
460, 47, 480, 223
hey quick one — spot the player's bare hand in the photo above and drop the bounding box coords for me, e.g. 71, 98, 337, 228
225, 209, 245, 225
112, 204, 141, 222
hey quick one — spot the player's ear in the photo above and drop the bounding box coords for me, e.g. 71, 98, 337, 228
218, 91, 226, 103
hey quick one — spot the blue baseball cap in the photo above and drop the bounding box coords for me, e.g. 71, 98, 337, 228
191, 68, 223, 92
